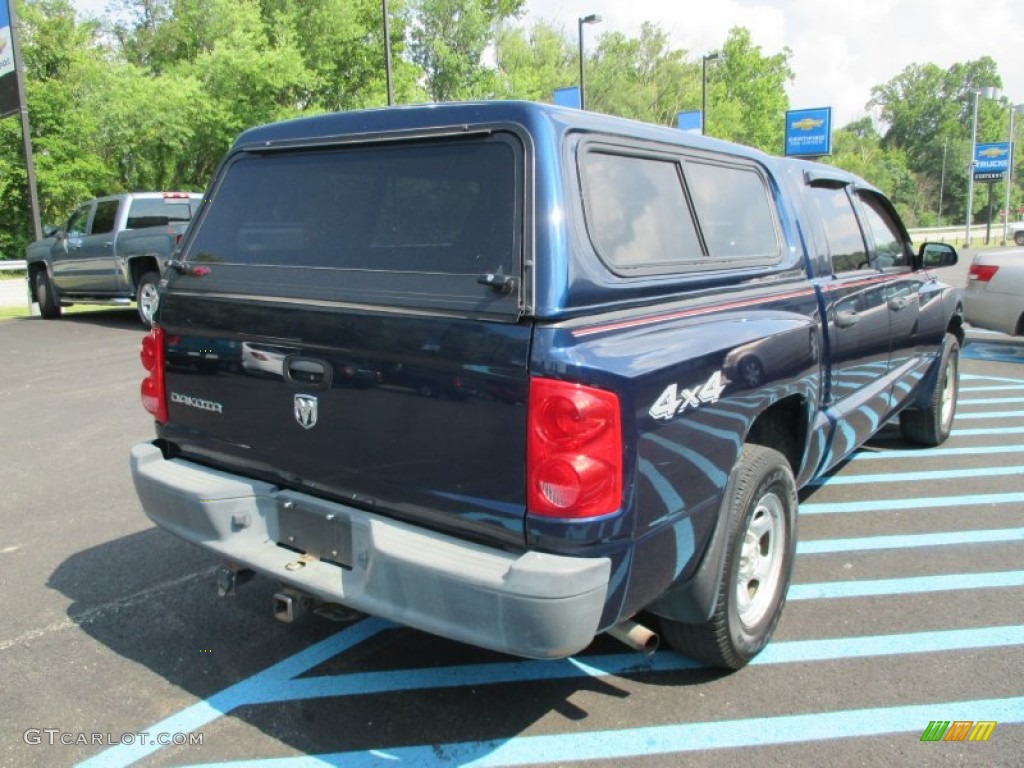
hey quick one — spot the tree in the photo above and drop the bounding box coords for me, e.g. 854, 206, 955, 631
585, 22, 697, 127
704, 27, 792, 152
494, 21, 575, 102
408, 0, 524, 101
869, 57, 1006, 225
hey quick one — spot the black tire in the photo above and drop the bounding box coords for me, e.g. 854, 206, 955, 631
660, 444, 798, 670
1014, 231, 1024, 246
135, 271, 160, 328
899, 332, 959, 446
33, 269, 61, 319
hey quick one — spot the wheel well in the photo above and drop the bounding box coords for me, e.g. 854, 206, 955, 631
949, 302, 965, 346
129, 258, 159, 288
745, 396, 807, 477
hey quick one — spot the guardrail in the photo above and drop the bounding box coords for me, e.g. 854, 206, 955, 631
0, 260, 26, 271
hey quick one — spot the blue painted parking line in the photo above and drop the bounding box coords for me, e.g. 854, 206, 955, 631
954, 410, 1024, 420
797, 527, 1024, 554
851, 444, 1024, 460
186, 695, 1024, 767
809, 464, 1024, 487
953, 426, 1024, 436
958, 396, 1024, 405
801, 492, 1024, 514
789, 571, 1024, 600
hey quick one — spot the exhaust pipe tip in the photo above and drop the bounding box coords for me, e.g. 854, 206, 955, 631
607, 619, 659, 655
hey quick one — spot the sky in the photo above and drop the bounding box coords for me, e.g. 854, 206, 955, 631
69, 0, 1024, 128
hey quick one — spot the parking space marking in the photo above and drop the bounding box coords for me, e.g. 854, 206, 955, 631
797, 527, 1024, 554
809, 464, 1024, 486
789, 571, 1024, 600
851, 444, 1024, 460
186, 695, 1024, 768
802, 492, 1024, 514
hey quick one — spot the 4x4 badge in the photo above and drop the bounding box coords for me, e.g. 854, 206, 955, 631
294, 394, 318, 429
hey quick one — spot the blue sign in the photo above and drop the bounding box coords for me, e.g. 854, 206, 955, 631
553, 86, 580, 109
676, 110, 702, 133
785, 107, 832, 157
973, 142, 1011, 181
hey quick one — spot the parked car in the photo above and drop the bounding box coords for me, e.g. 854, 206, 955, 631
1007, 222, 1024, 247
26, 192, 203, 327
130, 101, 961, 670
963, 249, 1024, 335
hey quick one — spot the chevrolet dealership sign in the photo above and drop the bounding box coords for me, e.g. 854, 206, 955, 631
973, 142, 1011, 182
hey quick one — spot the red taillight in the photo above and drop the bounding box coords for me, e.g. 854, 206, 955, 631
140, 328, 168, 424
527, 378, 622, 519
969, 263, 999, 283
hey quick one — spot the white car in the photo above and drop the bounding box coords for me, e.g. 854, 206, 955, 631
963, 248, 1024, 335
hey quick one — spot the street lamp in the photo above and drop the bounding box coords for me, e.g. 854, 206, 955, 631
701, 52, 720, 136
1001, 103, 1023, 244
382, 0, 393, 106
965, 86, 998, 247
578, 14, 602, 111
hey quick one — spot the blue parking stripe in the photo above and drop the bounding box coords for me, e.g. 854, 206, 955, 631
801, 492, 1024, 514
953, 426, 1024, 435
958, 397, 1024, 405
954, 410, 1024, 420
186, 695, 1024, 767
851, 444, 1024, 460
789, 571, 1024, 600
809, 465, 1024, 487
797, 528, 1024, 554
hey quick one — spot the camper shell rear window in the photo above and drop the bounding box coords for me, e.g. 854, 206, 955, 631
184, 134, 522, 315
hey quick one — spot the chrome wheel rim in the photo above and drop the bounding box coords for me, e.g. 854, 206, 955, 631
736, 492, 785, 628
139, 283, 159, 324
939, 354, 957, 430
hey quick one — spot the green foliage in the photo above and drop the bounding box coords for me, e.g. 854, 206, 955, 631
586, 22, 696, 128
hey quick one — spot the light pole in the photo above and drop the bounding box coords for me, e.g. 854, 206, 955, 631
578, 14, 601, 111
937, 139, 948, 227
382, 0, 393, 106
965, 87, 998, 247
701, 52, 719, 136
1002, 103, 1023, 244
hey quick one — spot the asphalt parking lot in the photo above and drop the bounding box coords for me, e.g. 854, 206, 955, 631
1, 303, 1022, 768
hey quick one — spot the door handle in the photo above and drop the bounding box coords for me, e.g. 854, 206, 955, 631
835, 310, 860, 328
284, 356, 332, 390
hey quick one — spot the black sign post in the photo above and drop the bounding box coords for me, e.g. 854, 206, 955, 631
1, 0, 42, 244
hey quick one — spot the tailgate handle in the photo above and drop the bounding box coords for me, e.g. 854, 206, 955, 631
284, 356, 333, 390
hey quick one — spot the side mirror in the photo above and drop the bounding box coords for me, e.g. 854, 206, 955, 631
917, 242, 958, 270
42, 224, 59, 238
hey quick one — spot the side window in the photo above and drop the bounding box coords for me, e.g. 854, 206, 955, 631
65, 205, 91, 238
685, 161, 780, 261
857, 192, 909, 269
809, 186, 868, 274
91, 201, 120, 235
580, 150, 702, 271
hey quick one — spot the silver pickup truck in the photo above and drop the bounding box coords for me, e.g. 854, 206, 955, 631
26, 192, 203, 326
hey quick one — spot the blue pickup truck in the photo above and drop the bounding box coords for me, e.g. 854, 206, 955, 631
26, 192, 203, 326
130, 101, 961, 669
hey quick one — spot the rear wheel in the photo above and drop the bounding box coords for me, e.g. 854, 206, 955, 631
660, 445, 797, 670
34, 269, 61, 319
899, 332, 959, 446
1015, 230, 1024, 246
136, 271, 160, 328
